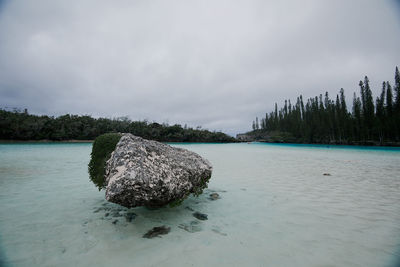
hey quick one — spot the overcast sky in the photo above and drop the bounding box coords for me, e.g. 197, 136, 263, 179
1, 0, 400, 135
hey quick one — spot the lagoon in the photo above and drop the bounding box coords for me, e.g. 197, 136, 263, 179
0, 143, 400, 267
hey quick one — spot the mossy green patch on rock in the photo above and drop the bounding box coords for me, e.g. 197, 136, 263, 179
88, 133, 122, 190
193, 175, 211, 196
168, 175, 211, 208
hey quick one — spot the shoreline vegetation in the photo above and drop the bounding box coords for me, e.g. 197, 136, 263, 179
253, 138, 400, 147
0, 109, 236, 143
241, 67, 400, 147
0, 139, 94, 143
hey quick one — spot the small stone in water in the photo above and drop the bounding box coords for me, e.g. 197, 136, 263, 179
209, 193, 220, 200
125, 212, 137, 222
178, 221, 202, 233
143, 226, 171, 238
323, 173, 332, 176
193, 212, 208, 220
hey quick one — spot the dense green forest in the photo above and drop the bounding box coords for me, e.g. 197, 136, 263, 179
0, 110, 235, 142
250, 67, 400, 145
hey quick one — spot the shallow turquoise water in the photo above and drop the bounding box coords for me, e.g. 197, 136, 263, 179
0, 143, 400, 267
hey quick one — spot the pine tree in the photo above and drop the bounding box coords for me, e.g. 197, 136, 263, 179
339, 88, 347, 115
394, 66, 400, 112
363, 76, 375, 139
359, 80, 366, 115
335, 94, 342, 141
300, 95, 305, 120
284, 100, 288, 118
386, 82, 394, 138
339, 88, 348, 138
353, 93, 362, 140
255, 117, 259, 130
359, 79, 367, 139
386, 82, 393, 116
376, 82, 386, 143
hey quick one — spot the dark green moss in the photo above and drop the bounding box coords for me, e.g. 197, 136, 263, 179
168, 196, 187, 208
193, 175, 211, 196
88, 133, 122, 190
168, 175, 211, 208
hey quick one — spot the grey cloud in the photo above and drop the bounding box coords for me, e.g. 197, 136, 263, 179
0, 0, 400, 135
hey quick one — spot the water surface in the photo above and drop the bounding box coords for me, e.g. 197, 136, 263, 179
0, 143, 399, 266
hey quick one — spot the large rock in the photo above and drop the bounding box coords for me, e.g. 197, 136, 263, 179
104, 134, 212, 208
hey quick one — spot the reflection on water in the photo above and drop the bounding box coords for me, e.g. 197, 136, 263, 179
0, 143, 399, 267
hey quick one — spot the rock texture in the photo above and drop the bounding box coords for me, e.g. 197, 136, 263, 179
104, 133, 212, 208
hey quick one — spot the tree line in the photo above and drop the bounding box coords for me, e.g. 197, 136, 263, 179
0, 110, 235, 142
251, 67, 400, 145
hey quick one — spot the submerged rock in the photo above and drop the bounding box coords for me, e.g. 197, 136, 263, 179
125, 212, 137, 222
209, 193, 220, 200
143, 226, 171, 238
178, 221, 202, 233
104, 134, 212, 208
193, 212, 208, 220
